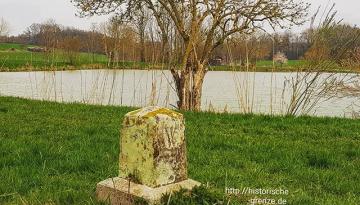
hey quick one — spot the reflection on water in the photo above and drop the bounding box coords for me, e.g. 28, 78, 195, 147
0, 69, 358, 118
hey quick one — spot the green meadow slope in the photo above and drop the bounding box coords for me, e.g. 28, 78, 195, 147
0, 96, 359, 204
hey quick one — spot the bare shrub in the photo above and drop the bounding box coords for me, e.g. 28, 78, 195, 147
273, 52, 288, 66
0, 17, 10, 37
282, 5, 360, 116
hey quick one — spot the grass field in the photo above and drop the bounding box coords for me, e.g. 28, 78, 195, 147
209, 60, 349, 72
256, 59, 307, 67
0, 43, 29, 50
0, 96, 359, 204
0, 43, 170, 72
0, 43, 109, 71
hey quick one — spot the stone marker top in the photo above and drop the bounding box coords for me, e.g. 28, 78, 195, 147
96, 106, 200, 205
125, 106, 183, 120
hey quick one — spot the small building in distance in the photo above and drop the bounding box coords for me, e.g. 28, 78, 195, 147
209, 56, 224, 66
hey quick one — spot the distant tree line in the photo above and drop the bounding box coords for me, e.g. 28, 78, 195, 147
304, 23, 360, 67
1, 18, 360, 68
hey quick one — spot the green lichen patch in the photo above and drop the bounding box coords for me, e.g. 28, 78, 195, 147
126, 107, 183, 120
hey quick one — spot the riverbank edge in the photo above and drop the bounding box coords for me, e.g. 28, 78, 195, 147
0, 95, 358, 120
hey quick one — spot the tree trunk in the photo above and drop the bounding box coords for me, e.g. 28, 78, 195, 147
171, 62, 206, 111
191, 68, 206, 111
140, 32, 146, 62
161, 33, 170, 63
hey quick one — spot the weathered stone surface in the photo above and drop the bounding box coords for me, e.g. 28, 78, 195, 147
96, 106, 200, 204
119, 106, 187, 188
96, 177, 201, 205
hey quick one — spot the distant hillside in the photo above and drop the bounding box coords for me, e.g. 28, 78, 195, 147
0, 43, 108, 70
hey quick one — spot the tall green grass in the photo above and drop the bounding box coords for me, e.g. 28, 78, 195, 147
0, 97, 359, 204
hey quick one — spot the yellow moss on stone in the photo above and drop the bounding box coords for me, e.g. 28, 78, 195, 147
143, 108, 182, 119
126, 109, 142, 116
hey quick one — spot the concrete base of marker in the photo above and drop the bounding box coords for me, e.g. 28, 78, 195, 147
96, 177, 201, 205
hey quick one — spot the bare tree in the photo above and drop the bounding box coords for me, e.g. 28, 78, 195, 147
224, 32, 272, 66
273, 51, 288, 66
131, 3, 150, 62
99, 19, 138, 66
59, 36, 81, 65
24, 23, 42, 44
87, 23, 99, 63
72, 0, 309, 111
99, 20, 119, 66
38, 19, 61, 64
112, 6, 150, 63
0, 17, 10, 37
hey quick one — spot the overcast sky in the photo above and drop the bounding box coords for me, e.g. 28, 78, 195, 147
0, 0, 359, 35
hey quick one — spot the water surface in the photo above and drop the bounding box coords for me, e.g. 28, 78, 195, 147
0, 69, 357, 118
